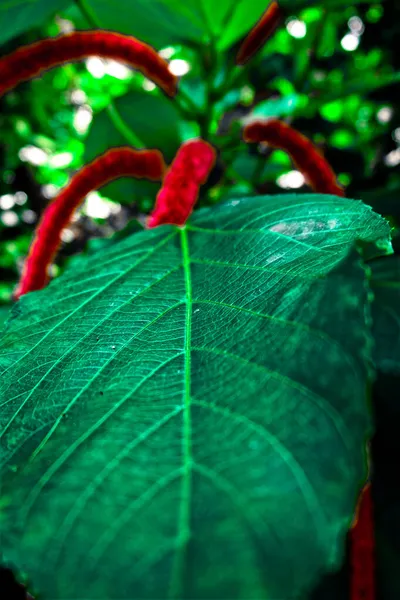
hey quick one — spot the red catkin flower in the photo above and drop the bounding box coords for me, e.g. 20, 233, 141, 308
350, 483, 375, 600
243, 119, 345, 197
14, 147, 166, 300
0, 31, 178, 97
147, 139, 216, 228
236, 1, 282, 66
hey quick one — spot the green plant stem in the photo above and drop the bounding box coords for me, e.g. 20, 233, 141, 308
106, 104, 144, 148
175, 87, 201, 118
251, 157, 266, 189
75, 0, 102, 28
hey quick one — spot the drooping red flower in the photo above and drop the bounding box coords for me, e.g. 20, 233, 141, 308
147, 139, 217, 228
350, 483, 376, 600
14, 147, 166, 299
0, 31, 178, 97
236, 1, 282, 66
243, 119, 345, 196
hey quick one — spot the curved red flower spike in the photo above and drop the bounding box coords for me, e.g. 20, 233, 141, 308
147, 139, 217, 228
14, 147, 166, 300
350, 483, 375, 600
0, 31, 178, 98
236, 1, 282, 66
243, 119, 345, 196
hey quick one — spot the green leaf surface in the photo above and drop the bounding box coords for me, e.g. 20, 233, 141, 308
0, 194, 390, 599
0, 0, 70, 45
0, 305, 12, 331
84, 90, 181, 204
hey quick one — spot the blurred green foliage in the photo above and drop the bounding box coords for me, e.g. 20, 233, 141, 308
1, 0, 399, 310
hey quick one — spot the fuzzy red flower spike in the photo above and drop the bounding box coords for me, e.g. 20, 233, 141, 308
147, 139, 217, 228
0, 31, 178, 97
14, 147, 166, 299
236, 1, 282, 66
243, 119, 345, 197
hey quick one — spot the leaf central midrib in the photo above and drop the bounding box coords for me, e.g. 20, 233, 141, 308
169, 227, 193, 598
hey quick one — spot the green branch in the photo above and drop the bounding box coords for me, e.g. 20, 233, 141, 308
106, 104, 144, 148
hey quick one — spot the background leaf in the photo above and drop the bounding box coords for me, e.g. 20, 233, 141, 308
0, 0, 70, 44
370, 254, 400, 373
82, 0, 204, 47
0, 194, 390, 599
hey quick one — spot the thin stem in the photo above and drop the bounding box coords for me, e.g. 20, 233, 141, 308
106, 104, 144, 148
75, 0, 102, 28
175, 86, 201, 117
251, 155, 266, 189
213, 62, 249, 106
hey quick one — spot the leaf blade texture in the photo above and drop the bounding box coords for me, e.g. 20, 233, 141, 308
0, 194, 391, 599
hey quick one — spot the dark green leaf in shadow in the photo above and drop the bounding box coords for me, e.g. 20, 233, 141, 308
81, 0, 204, 47
370, 254, 400, 374
0, 0, 70, 45
370, 253, 400, 600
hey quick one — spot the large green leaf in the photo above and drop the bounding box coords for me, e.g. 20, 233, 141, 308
84, 90, 181, 204
0, 0, 70, 45
0, 195, 390, 599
